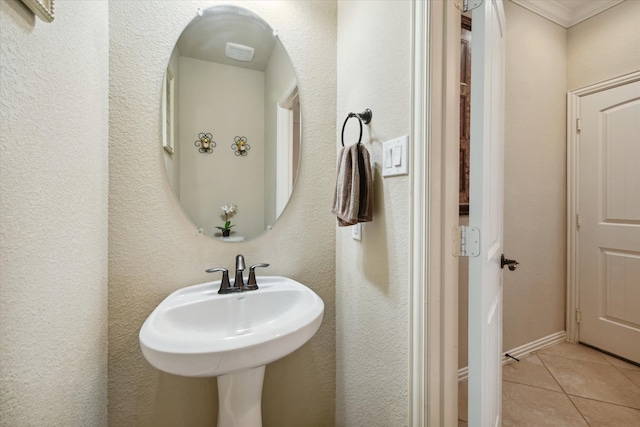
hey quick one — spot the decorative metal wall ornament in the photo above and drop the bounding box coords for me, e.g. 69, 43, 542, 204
232, 136, 250, 156
195, 132, 216, 153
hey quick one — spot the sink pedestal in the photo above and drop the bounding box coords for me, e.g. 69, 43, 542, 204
217, 365, 265, 427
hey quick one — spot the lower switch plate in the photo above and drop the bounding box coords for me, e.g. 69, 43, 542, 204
352, 223, 362, 241
382, 135, 409, 177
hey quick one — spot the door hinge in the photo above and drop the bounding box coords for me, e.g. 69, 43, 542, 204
453, 226, 480, 257
576, 213, 581, 229
576, 118, 582, 132
576, 308, 581, 324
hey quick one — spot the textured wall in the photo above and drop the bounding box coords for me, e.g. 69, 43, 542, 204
108, 1, 336, 425
567, 0, 640, 91
0, 0, 109, 425
335, 1, 412, 425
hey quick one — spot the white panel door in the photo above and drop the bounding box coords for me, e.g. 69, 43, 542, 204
579, 78, 640, 364
468, 1, 506, 426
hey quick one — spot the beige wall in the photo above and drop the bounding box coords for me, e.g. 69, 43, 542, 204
8, 0, 630, 423
335, 1, 412, 425
460, 0, 640, 369
0, 0, 109, 425
502, 0, 568, 356
108, 1, 336, 426
178, 57, 266, 238
459, 0, 568, 368
567, 0, 640, 91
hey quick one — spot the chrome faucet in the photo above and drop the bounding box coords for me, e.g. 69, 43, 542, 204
206, 254, 269, 294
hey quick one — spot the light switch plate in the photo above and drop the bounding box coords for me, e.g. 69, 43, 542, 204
352, 223, 362, 241
382, 135, 409, 177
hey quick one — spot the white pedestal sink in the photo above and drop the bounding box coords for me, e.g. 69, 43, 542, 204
139, 276, 324, 427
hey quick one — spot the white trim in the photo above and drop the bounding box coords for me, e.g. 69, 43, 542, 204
566, 90, 579, 343
275, 105, 293, 217
410, 1, 460, 425
162, 66, 175, 155
566, 71, 640, 343
276, 81, 298, 218
278, 79, 298, 107
458, 331, 567, 381
409, 0, 429, 424
510, 0, 622, 28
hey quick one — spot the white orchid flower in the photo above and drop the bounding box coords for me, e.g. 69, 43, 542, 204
221, 204, 237, 215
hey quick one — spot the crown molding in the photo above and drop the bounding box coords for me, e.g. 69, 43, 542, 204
510, 0, 624, 28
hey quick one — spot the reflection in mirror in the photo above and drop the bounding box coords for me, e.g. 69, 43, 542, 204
162, 5, 300, 241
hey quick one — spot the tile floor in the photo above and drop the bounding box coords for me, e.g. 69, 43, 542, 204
458, 341, 640, 426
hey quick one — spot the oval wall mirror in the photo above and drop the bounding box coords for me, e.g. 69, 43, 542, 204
162, 5, 301, 242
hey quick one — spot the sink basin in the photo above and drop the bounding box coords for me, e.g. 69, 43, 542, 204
139, 276, 324, 377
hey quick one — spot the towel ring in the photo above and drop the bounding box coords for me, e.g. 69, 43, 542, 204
341, 109, 373, 147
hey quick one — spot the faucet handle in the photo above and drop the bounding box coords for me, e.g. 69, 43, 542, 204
205, 267, 236, 294
245, 263, 270, 291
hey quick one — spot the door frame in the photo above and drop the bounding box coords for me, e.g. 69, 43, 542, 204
276, 79, 299, 218
409, 1, 460, 425
566, 70, 640, 343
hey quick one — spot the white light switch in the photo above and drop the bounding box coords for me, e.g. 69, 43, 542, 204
393, 146, 402, 166
382, 135, 409, 177
385, 148, 392, 168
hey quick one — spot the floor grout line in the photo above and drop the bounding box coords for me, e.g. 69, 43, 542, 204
537, 346, 640, 410
512, 355, 593, 427
459, 342, 640, 425
535, 350, 573, 398
596, 353, 640, 394
566, 393, 640, 412
501, 378, 562, 394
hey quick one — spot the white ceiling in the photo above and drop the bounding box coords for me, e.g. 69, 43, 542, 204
176, 6, 277, 72
178, 1, 625, 69
510, 0, 625, 27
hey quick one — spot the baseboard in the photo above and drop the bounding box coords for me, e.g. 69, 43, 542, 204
458, 330, 566, 382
